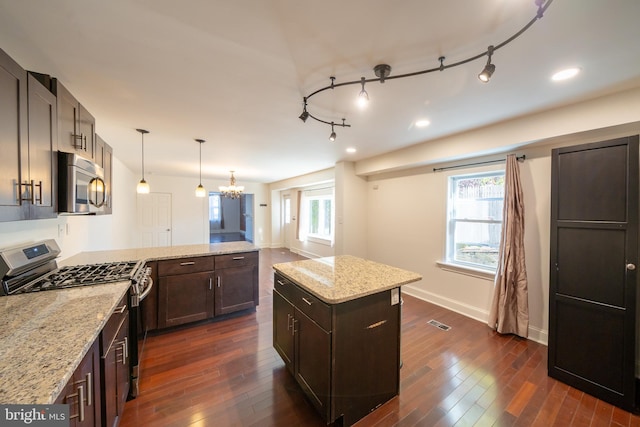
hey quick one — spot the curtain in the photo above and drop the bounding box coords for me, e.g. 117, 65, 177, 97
487, 154, 529, 337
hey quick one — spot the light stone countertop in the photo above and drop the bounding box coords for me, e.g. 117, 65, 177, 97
0, 242, 260, 404
273, 255, 422, 304
0, 282, 130, 404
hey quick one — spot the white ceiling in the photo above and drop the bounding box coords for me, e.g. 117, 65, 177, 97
1, 0, 639, 184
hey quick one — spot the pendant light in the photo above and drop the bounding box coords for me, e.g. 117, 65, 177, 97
195, 139, 206, 197
219, 171, 244, 199
136, 129, 150, 194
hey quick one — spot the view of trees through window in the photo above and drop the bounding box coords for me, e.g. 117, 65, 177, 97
308, 197, 332, 238
447, 172, 505, 270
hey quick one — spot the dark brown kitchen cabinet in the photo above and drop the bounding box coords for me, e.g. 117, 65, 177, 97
95, 134, 113, 214
55, 339, 102, 427
101, 295, 130, 427
214, 252, 259, 315
55, 80, 95, 160
157, 256, 215, 328
0, 49, 57, 222
273, 273, 401, 426
26, 73, 57, 219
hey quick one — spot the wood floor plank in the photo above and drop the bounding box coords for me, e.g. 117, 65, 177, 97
120, 248, 640, 427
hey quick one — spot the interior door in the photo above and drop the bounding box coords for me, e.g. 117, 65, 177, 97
283, 194, 291, 249
137, 192, 172, 247
549, 135, 639, 412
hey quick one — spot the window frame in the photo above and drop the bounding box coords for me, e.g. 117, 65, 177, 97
445, 170, 505, 273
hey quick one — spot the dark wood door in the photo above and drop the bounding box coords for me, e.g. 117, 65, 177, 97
158, 271, 214, 328
273, 289, 295, 373
549, 135, 639, 412
0, 48, 28, 221
27, 74, 57, 219
214, 264, 258, 315
294, 308, 331, 421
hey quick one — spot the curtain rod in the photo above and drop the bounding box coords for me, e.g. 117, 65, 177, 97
433, 155, 526, 172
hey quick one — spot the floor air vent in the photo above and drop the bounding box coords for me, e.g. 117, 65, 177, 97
427, 319, 451, 331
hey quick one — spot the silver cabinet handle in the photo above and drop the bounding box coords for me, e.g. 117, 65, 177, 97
114, 304, 127, 314
302, 297, 313, 306
627, 263, 636, 271
286, 313, 292, 331
180, 261, 195, 266
209, 277, 212, 290
232, 256, 245, 260
68, 384, 85, 421
217, 276, 221, 288
85, 372, 92, 406
276, 280, 286, 286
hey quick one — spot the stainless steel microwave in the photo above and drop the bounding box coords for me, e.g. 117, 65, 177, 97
58, 152, 107, 214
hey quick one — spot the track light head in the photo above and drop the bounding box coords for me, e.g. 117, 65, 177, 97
478, 63, 496, 83
299, 110, 309, 122
478, 45, 496, 83
329, 122, 336, 141
357, 77, 369, 108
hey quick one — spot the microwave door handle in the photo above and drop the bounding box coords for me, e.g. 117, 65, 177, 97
97, 178, 106, 208
88, 178, 106, 208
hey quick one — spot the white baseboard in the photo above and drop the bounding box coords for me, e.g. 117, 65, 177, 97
402, 285, 548, 346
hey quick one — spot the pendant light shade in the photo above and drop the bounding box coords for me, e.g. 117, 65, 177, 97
136, 129, 150, 194
195, 139, 206, 197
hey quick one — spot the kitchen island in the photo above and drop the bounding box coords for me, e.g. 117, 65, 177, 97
0, 241, 258, 406
272, 255, 421, 426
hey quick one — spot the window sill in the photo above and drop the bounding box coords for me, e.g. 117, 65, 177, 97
436, 261, 496, 281
306, 235, 332, 246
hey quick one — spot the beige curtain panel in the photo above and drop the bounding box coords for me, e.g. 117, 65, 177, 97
488, 154, 529, 337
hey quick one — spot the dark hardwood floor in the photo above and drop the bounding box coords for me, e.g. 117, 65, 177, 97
121, 248, 640, 426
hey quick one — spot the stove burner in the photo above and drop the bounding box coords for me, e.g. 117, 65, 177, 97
17, 261, 142, 294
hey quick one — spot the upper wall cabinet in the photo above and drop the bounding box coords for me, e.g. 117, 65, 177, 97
0, 48, 57, 222
95, 134, 113, 215
55, 80, 96, 161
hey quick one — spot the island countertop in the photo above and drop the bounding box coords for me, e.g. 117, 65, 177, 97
0, 241, 260, 404
273, 255, 422, 304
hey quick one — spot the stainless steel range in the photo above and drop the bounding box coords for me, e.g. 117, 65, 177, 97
0, 239, 153, 398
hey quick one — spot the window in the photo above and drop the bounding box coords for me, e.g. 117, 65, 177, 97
299, 187, 334, 244
446, 171, 505, 271
209, 193, 221, 222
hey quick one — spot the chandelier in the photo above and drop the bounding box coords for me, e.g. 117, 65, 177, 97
219, 171, 244, 199
298, 0, 552, 141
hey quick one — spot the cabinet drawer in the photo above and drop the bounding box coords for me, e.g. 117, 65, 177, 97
157, 256, 214, 276
102, 294, 128, 348
275, 273, 331, 331
216, 251, 258, 269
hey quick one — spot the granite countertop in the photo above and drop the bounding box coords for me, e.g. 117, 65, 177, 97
61, 241, 259, 266
0, 282, 130, 404
273, 255, 422, 304
0, 241, 260, 404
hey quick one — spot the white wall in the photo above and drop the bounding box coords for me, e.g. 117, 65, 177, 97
142, 174, 271, 247
334, 161, 368, 258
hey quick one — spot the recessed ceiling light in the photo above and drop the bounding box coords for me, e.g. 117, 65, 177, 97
552, 67, 580, 81
415, 119, 431, 128
346, 147, 356, 153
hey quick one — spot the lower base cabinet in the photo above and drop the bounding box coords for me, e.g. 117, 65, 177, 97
55, 339, 101, 427
101, 295, 130, 427
273, 273, 401, 426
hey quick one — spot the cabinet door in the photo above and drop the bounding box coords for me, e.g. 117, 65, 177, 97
158, 271, 214, 328
273, 290, 295, 373
103, 143, 113, 214
78, 103, 95, 160
56, 339, 101, 427
0, 48, 28, 221
56, 82, 80, 155
214, 264, 258, 315
27, 74, 57, 219
103, 311, 129, 427
114, 316, 130, 418
294, 309, 331, 421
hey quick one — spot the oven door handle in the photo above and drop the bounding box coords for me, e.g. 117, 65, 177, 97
137, 277, 154, 303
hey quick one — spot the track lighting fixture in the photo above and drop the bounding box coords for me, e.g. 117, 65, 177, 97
329, 122, 336, 141
136, 128, 150, 194
478, 45, 496, 83
297, 0, 552, 136
195, 139, 206, 198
